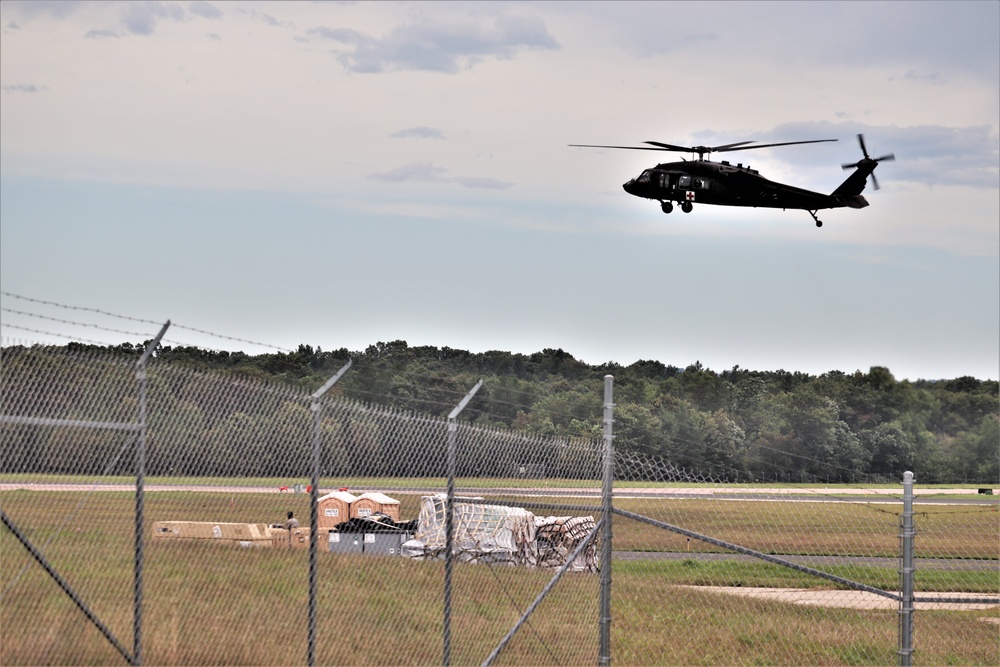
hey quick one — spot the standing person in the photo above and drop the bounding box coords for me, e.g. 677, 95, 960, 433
285, 511, 300, 530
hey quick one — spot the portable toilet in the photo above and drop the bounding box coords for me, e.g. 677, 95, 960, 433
350, 492, 400, 521
317, 490, 357, 529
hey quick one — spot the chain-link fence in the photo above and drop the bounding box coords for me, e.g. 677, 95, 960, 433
2, 342, 998, 665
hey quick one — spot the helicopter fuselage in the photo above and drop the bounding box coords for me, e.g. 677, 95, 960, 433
623, 159, 869, 212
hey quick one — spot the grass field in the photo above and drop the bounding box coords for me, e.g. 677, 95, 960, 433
2, 482, 997, 665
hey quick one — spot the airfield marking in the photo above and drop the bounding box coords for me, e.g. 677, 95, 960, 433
682, 586, 999, 611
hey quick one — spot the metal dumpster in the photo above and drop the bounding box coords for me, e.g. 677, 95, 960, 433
362, 532, 414, 556
328, 531, 364, 554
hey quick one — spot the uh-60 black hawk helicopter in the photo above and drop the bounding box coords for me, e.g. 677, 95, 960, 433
570, 134, 893, 227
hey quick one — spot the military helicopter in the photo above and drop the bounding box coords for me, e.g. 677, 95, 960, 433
570, 134, 894, 227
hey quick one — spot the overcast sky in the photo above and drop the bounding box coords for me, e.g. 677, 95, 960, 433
1, 1, 998, 381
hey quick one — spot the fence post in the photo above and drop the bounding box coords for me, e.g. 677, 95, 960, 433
898, 471, 915, 666
134, 321, 170, 666
599, 375, 615, 666
307, 360, 352, 667
444, 379, 483, 667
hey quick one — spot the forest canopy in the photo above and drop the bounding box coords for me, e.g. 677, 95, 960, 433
142, 341, 1000, 484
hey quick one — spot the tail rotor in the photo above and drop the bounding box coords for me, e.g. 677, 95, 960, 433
842, 134, 894, 190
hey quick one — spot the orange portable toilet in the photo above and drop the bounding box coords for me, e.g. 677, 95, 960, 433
317, 490, 357, 529
350, 492, 400, 521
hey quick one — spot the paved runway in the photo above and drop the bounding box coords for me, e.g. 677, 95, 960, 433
2, 482, 998, 505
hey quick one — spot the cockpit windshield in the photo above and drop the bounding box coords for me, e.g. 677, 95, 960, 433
637, 170, 652, 184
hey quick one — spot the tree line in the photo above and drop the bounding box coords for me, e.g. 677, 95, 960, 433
139, 340, 1000, 484
2, 340, 997, 484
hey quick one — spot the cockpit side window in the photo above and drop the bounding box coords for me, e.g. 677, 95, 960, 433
637, 170, 651, 184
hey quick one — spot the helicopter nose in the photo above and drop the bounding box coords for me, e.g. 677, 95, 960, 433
623, 179, 635, 194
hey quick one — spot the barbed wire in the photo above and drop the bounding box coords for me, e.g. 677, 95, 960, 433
2, 307, 155, 340
1, 291, 164, 327
1, 290, 292, 353
0, 324, 126, 349
166, 324, 293, 354
0, 311, 260, 357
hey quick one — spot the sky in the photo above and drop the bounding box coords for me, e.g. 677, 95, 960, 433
1, 1, 998, 382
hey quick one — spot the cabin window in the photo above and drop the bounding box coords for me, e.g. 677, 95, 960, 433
694, 178, 708, 189
677, 175, 691, 188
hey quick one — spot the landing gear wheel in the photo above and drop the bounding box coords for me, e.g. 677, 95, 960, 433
681, 201, 693, 213
661, 201, 673, 214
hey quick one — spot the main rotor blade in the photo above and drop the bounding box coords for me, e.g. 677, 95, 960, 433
568, 144, 681, 152
643, 141, 700, 152
643, 140, 759, 152
720, 139, 838, 153
571, 138, 840, 155
710, 141, 759, 151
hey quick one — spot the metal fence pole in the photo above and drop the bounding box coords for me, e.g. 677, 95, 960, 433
134, 321, 170, 666
599, 374, 614, 666
308, 360, 352, 667
444, 379, 483, 667
898, 471, 915, 666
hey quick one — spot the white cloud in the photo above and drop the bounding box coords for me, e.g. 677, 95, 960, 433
367, 161, 513, 190
189, 2, 223, 20
120, 1, 185, 36
1, 83, 44, 94
84, 28, 120, 39
391, 126, 446, 139
303, 13, 558, 73
367, 161, 448, 183
452, 176, 513, 190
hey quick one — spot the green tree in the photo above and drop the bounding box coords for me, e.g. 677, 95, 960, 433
861, 421, 915, 478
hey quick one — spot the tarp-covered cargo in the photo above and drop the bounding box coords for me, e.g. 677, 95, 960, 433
402, 495, 598, 571
535, 515, 599, 572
